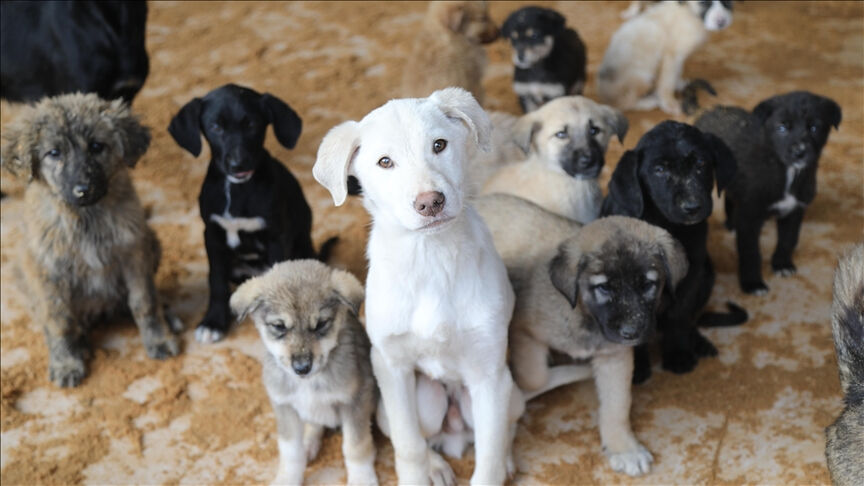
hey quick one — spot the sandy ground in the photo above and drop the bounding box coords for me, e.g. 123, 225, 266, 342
1, 1, 862, 484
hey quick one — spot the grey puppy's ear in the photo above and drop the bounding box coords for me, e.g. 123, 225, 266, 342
0, 117, 38, 180
330, 268, 364, 315
605, 150, 644, 217
513, 115, 542, 155
429, 87, 492, 152
548, 243, 585, 308
105, 98, 151, 167
230, 274, 268, 322
314, 121, 361, 206
602, 105, 629, 143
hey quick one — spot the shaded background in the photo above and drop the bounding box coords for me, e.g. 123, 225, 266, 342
1, 1, 862, 484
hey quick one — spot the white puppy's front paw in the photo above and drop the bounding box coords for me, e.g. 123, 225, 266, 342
346, 460, 378, 485
605, 443, 653, 476
271, 467, 305, 486
195, 325, 225, 343
428, 450, 456, 486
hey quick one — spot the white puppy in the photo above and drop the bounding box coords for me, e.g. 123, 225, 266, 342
597, 0, 733, 115
314, 88, 518, 486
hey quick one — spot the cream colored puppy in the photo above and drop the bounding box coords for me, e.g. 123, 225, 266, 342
475, 96, 628, 223
597, 0, 733, 115
314, 88, 517, 486
475, 194, 689, 477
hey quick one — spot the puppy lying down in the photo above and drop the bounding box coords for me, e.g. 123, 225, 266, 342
476, 194, 688, 477
230, 260, 377, 485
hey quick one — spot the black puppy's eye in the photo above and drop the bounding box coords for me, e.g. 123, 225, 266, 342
314, 318, 332, 336
809, 124, 819, 133
555, 129, 568, 139
654, 165, 666, 175
432, 139, 447, 154
377, 156, 393, 169
46, 148, 61, 158
588, 122, 600, 136
89, 141, 105, 154
210, 122, 223, 134
776, 123, 788, 134
268, 320, 287, 335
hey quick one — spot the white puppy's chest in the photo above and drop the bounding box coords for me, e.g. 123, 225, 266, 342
210, 213, 267, 248
769, 166, 806, 218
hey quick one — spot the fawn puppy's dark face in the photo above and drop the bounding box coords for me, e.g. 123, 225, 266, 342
754, 92, 842, 171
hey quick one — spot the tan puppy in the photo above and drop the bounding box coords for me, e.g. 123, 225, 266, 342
597, 1, 733, 115
402, 1, 498, 104
475, 194, 688, 477
230, 260, 377, 485
477, 96, 628, 223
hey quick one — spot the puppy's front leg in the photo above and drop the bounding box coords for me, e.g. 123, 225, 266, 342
735, 217, 768, 294
655, 53, 685, 115
272, 402, 307, 485
199, 223, 233, 342
466, 365, 513, 485
338, 403, 378, 485
370, 348, 430, 485
122, 261, 179, 360
30, 273, 88, 387
592, 348, 653, 476
771, 208, 805, 276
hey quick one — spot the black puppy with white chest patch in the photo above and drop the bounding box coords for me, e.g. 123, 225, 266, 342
602, 121, 747, 383
696, 91, 841, 295
502, 6, 587, 113
169, 84, 320, 343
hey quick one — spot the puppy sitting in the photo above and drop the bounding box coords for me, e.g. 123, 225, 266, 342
314, 88, 518, 485
825, 244, 864, 486
601, 121, 746, 383
476, 195, 688, 476
401, 1, 498, 104
169, 84, 324, 343
695, 91, 842, 295
501, 6, 587, 113
479, 96, 628, 223
0, 93, 179, 387
597, 1, 733, 115
230, 260, 377, 485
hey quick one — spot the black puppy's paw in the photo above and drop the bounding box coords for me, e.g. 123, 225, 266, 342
632, 364, 652, 385
662, 349, 698, 375
692, 332, 718, 358
195, 319, 227, 344
741, 280, 769, 296
771, 260, 797, 277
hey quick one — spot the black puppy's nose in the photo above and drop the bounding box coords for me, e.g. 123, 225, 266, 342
73, 183, 91, 199
517, 49, 525, 62
414, 191, 446, 217
619, 323, 640, 340
792, 143, 807, 159
291, 355, 312, 376
681, 200, 702, 214
228, 159, 243, 172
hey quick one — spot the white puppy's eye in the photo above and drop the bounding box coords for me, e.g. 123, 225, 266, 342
432, 139, 447, 154
377, 156, 393, 169
555, 129, 568, 139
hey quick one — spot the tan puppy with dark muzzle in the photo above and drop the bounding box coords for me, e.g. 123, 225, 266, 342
825, 243, 864, 486
476, 96, 628, 223
0, 93, 180, 388
401, 1, 499, 104
230, 260, 377, 485
475, 194, 688, 477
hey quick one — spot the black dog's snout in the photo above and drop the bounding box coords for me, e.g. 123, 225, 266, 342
680, 199, 703, 215
228, 159, 243, 172
414, 191, 446, 217
73, 183, 91, 199
291, 355, 313, 376
619, 323, 640, 340
791, 143, 807, 159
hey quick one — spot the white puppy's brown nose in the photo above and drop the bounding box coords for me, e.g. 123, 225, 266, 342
414, 191, 446, 217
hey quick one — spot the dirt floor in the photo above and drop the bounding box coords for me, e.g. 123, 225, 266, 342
1, 1, 862, 484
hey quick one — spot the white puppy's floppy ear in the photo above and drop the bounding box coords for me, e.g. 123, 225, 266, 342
429, 88, 492, 152
313, 121, 360, 206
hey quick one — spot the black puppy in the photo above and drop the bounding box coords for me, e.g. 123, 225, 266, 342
502, 6, 587, 113
602, 121, 747, 383
169, 84, 325, 343
1, 1, 149, 103
696, 91, 842, 295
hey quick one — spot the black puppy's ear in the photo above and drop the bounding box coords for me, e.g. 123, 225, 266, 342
703, 132, 737, 196
752, 97, 776, 125
542, 9, 566, 35
168, 98, 203, 157
820, 97, 842, 130
548, 245, 584, 308
260, 93, 302, 150
605, 150, 644, 217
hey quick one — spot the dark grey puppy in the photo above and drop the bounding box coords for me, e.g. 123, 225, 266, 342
0, 93, 180, 387
696, 91, 841, 294
825, 243, 864, 486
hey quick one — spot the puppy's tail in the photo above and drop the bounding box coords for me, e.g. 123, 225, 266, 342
831, 244, 864, 396
317, 236, 340, 263
698, 301, 748, 327
681, 79, 717, 116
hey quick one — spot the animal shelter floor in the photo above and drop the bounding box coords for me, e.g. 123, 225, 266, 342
1, 1, 862, 484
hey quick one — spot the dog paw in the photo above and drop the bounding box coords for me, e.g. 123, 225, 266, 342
428, 450, 456, 486
692, 332, 718, 358
303, 425, 323, 462
606, 443, 653, 476
145, 335, 180, 360
49, 357, 87, 388
772, 263, 797, 277
662, 349, 698, 374
346, 461, 378, 485
660, 97, 683, 116
271, 469, 304, 486
165, 311, 184, 334
506, 452, 516, 480
742, 280, 769, 295
195, 324, 226, 344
